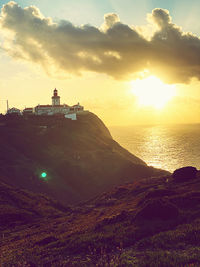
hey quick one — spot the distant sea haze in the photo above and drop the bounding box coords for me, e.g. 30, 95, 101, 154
109, 124, 200, 173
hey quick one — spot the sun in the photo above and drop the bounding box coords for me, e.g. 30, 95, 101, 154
131, 76, 176, 109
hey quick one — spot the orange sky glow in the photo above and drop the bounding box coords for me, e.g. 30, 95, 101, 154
1, 1, 200, 126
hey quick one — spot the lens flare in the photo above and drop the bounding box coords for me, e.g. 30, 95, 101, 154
41, 172, 47, 178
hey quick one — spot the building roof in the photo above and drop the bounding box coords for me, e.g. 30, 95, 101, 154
36, 104, 69, 108
24, 108, 33, 110
8, 107, 20, 111
71, 104, 83, 108
36, 105, 52, 107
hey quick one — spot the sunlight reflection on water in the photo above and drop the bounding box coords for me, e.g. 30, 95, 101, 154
109, 124, 200, 172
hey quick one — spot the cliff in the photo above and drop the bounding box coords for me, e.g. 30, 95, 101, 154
0, 112, 167, 204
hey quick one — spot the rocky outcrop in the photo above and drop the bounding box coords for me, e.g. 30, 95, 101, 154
172, 166, 197, 182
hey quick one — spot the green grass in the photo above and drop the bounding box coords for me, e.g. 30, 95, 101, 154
136, 219, 200, 250
139, 249, 200, 267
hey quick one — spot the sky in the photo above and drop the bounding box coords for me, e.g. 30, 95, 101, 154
1, 0, 200, 126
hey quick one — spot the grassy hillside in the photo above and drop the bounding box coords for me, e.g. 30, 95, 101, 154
0, 180, 70, 231
1, 169, 200, 266
0, 112, 166, 204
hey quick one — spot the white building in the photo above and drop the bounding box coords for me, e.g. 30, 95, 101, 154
35, 104, 70, 115
33, 89, 84, 119
65, 113, 77, 120
70, 103, 84, 113
23, 108, 34, 115
7, 107, 21, 115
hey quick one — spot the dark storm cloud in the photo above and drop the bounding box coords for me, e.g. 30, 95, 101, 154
1, 2, 200, 83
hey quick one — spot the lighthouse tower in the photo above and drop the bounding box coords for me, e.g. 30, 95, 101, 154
52, 88, 60, 106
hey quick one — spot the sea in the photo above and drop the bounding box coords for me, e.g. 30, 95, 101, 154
109, 124, 200, 173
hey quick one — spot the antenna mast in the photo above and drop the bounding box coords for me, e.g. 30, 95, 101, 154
7, 100, 9, 112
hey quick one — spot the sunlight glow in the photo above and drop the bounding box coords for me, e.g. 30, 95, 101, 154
131, 76, 176, 109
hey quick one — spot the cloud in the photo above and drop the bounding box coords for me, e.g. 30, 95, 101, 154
101, 13, 120, 31
149, 8, 171, 28
1, 2, 200, 83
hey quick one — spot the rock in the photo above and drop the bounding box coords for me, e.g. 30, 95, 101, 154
172, 166, 197, 182
135, 199, 179, 221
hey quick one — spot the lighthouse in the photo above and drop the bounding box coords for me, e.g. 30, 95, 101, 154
52, 88, 60, 106
32, 87, 83, 119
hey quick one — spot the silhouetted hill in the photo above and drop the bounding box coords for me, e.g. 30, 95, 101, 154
1, 167, 200, 266
0, 112, 166, 205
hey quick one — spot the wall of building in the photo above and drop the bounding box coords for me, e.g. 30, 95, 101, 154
65, 113, 77, 120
